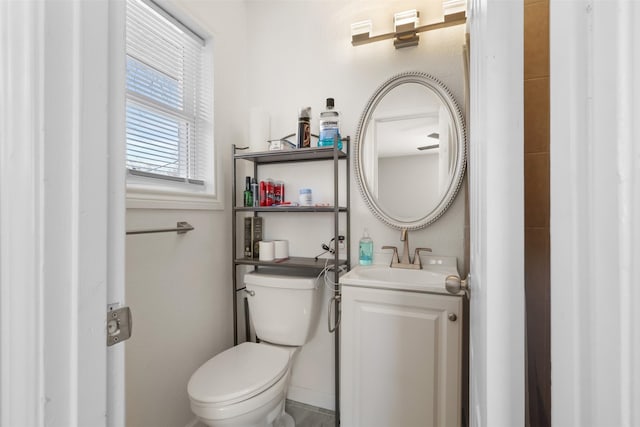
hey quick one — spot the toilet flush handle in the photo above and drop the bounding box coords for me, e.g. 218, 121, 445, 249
244, 288, 255, 297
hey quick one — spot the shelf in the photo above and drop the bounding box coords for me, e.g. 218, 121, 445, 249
234, 146, 347, 164
234, 206, 347, 213
234, 256, 347, 270
231, 139, 350, 427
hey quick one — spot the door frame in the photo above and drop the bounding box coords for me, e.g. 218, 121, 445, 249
107, 0, 127, 425
550, 1, 640, 425
0, 1, 125, 426
0, 1, 46, 424
468, 1, 525, 426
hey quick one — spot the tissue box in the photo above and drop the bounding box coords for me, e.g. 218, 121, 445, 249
268, 139, 296, 151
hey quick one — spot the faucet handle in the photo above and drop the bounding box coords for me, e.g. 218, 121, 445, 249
412, 247, 433, 267
381, 246, 399, 266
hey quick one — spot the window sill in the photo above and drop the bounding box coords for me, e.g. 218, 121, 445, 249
126, 185, 224, 210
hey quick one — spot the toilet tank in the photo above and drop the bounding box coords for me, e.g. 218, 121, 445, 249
244, 270, 320, 346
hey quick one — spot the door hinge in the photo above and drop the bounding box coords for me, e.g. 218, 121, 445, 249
107, 304, 132, 346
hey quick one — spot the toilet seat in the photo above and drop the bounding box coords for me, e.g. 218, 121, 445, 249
188, 342, 291, 406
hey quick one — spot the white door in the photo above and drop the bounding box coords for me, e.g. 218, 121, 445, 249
0, 1, 126, 425
467, 1, 525, 427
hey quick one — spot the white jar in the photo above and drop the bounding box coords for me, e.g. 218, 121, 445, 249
299, 188, 312, 206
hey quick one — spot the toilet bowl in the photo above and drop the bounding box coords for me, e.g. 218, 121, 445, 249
188, 270, 320, 427
188, 342, 298, 427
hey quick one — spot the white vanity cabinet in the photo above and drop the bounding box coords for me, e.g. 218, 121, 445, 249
340, 283, 463, 427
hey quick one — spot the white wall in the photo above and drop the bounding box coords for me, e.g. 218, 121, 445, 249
126, 210, 233, 427
124, 1, 247, 426
245, 0, 466, 268
379, 154, 440, 219
244, 0, 467, 411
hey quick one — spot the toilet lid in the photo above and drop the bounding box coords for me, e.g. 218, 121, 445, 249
188, 342, 290, 405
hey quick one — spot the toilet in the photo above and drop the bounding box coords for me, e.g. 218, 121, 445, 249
188, 270, 320, 427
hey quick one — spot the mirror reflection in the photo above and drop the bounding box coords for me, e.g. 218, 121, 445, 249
355, 72, 466, 229
362, 82, 456, 221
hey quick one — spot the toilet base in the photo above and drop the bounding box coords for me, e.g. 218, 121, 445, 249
274, 412, 294, 427
196, 408, 293, 427
195, 399, 286, 427
192, 382, 291, 427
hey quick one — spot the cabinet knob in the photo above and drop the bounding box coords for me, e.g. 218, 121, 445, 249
448, 313, 457, 322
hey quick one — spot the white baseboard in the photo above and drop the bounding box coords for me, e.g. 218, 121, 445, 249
287, 385, 335, 411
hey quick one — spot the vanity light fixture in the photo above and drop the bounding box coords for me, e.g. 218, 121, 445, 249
351, 8, 466, 49
351, 20, 373, 44
394, 9, 420, 48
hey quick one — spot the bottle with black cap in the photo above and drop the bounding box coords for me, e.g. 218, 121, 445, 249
296, 107, 311, 148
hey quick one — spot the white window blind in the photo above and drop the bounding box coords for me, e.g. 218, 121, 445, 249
126, 0, 208, 185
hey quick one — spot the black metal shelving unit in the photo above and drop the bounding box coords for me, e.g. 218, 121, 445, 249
231, 140, 350, 427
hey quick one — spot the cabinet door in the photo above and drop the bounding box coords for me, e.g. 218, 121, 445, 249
341, 286, 462, 427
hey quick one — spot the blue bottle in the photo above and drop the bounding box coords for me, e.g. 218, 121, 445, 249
318, 98, 343, 150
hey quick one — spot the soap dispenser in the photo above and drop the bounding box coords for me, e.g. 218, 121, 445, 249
359, 229, 373, 266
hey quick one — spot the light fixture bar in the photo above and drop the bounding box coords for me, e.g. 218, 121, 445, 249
351, 10, 466, 48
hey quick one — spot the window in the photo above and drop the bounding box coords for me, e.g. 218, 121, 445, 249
125, 0, 213, 199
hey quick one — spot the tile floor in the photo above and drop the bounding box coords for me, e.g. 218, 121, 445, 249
192, 400, 335, 427
285, 400, 335, 427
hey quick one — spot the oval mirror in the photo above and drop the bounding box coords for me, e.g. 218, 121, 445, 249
354, 71, 466, 230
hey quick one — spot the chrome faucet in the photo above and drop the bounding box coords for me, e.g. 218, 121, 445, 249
382, 229, 432, 269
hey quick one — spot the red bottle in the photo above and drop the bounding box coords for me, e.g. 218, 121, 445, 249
259, 181, 267, 207
265, 179, 275, 206
274, 181, 285, 204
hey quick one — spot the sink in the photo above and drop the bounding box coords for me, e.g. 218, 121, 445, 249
340, 256, 462, 295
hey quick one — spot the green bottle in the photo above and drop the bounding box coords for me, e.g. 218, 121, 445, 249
243, 176, 253, 207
